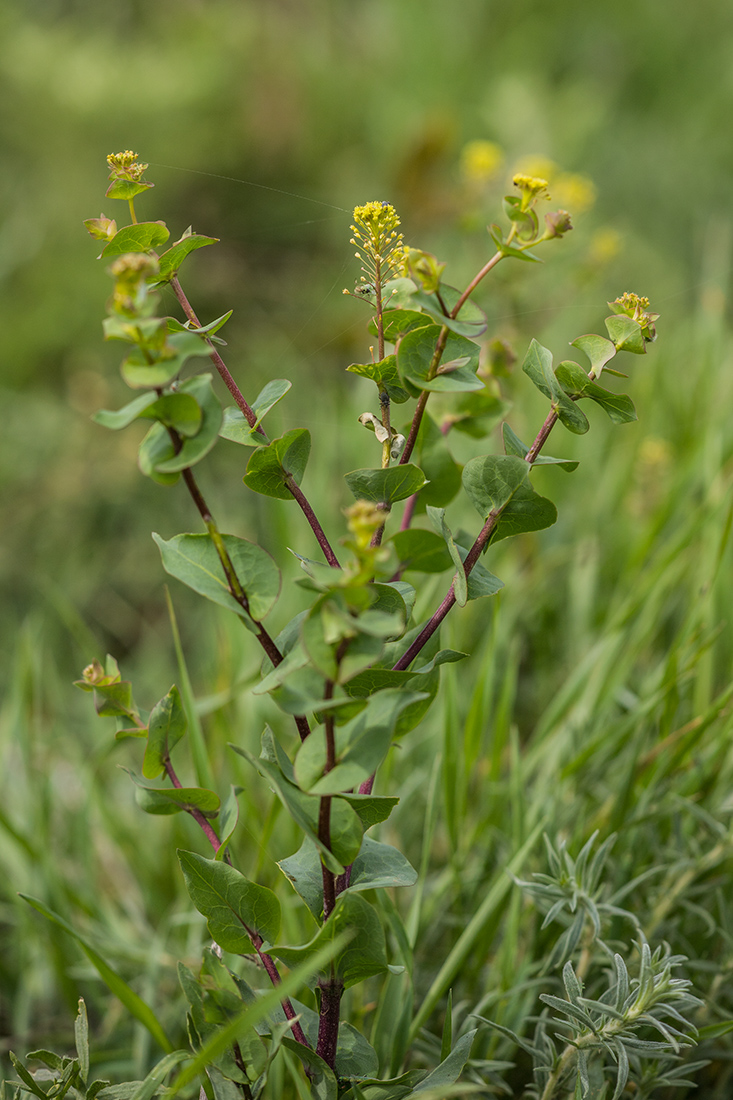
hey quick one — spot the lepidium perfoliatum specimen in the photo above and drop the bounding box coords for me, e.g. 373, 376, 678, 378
15, 150, 688, 1100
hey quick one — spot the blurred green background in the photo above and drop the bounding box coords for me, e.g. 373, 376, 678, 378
3, 0, 733, 1086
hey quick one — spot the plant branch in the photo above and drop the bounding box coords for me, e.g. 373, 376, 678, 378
170, 276, 263, 431
449, 250, 504, 319
284, 475, 340, 568
319, 681, 337, 920
163, 757, 224, 854
174, 455, 310, 742
392, 404, 561, 673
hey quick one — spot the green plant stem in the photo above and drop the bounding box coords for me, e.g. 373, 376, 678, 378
163, 756, 223, 854
392, 400, 559, 672
319, 682, 338, 920
170, 276, 262, 429
316, 972, 344, 1069
170, 279, 338, 571
175, 457, 311, 742
450, 249, 503, 318
164, 722, 311, 1051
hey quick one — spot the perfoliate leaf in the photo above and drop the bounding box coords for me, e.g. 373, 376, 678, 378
105, 178, 154, 201
347, 836, 417, 893
346, 354, 410, 404
605, 314, 646, 354
230, 740, 363, 874
397, 325, 483, 393
570, 333, 617, 377
390, 529, 453, 573
408, 285, 488, 337
521, 339, 589, 435
143, 686, 186, 779
124, 770, 220, 817
101, 221, 170, 258
122, 331, 210, 390
270, 893, 388, 989
154, 230, 218, 282
153, 532, 280, 624
138, 374, 222, 476
462, 454, 557, 541
368, 309, 432, 343
554, 361, 637, 424
243, 429, 311, 499
178, 850, 281, 951
344, 464, 427, 505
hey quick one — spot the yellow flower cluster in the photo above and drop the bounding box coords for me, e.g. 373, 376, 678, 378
615, 291, 650, 314
513, 158, 597, 214
460, 140, 504, 183
107, 150, 149, 182
350, 202, 405, 286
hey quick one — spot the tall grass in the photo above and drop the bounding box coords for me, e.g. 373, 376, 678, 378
3, 279, 733, 1098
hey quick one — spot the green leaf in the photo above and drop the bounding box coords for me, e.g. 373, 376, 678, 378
105, 178, 154, 201
138, 393, 203, 437
140, 374, 222, 475
462, 454, 556, 541
348, 836, 417, 893
130, 1053, 191, 1100
154, 230, 218, 282
124, 770, 221, 817
19, 896, 173, 1053
491, 484, 557, 543
461, 454, 531, 518
570, 333, 617, 377
101, 221, 170, 258
426, 507, 467, 607
9, 1052, 52, 1098
122, 330, 210, 390
295, 689, 428, 794
346, 354, 410, 403
219, 379, 292, 446
178, 850, 281, 952
344, 464, 427, 505
270, 893, 388, 989
502, 422, 578, 471
167, 931, 350, 1098
408, 285, 488, 337
439, 387, 510, 439
340, 793, 399, 828
397, 325, 483, 393
368, 309, 432, 343
94, 391, 160, 430
243, 429, 311, 499
489, 223, 542, 263
404, 1030, 477, 1097
554, 361, 637, 424
143, 686, 186, 779
521, 339, 589, 435
75, 999, 89, 1086
231, 741, 362, 874
456, 545, 504, 601
278, 838, 324, 919
390, 529, 452, 573
215, 786, 240, 861
413, 413, 463, 506
302, 609, 385, 684
153, 531, 280, 623
605, 314, 646, 354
